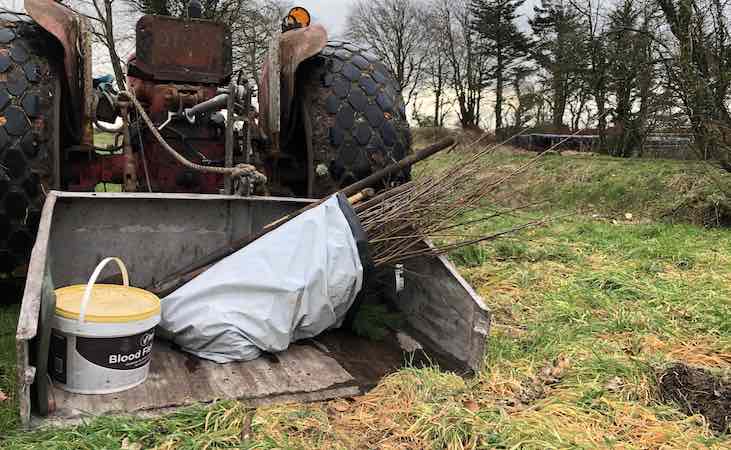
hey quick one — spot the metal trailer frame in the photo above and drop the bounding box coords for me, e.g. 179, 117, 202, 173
16, 192, 490, 428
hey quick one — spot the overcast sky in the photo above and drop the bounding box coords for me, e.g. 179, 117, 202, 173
0, 0, 353, 35
2, 0, 540, 126
1, 0, 23, 11
297, 0, 354, 38
296, 0, 536, 38
1, 0, 538, 36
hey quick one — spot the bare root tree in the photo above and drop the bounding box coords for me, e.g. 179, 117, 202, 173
346, 0, 429, 107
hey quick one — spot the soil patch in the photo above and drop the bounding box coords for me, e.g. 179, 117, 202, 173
658, 363, 731, 434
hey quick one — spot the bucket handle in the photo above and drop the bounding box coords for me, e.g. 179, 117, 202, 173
78, 257, 130, 324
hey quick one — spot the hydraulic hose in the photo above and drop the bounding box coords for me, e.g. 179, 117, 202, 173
118, 90, 266, 183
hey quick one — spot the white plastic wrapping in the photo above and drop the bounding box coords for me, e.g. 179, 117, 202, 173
158, 195, 364, 363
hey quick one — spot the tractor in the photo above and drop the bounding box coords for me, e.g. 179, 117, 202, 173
0, 0, 411, 291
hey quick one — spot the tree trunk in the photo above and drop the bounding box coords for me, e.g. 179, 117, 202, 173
495, 49, 503, 136
433, 91, 441, 127
551, 70, 565, 130
595, 89, 606, 151
433, 60, 443, 127
102, 0, 126, 90
458, 92, 477, 129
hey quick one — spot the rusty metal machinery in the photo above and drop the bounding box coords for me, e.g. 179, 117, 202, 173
0, 2, 412, 283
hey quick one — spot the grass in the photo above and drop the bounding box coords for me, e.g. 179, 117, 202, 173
95, 131, 122, 192
93, 131, 118, 149
1, 146, 731, 448
0, 304, 19, 431
415, 145, 731, 227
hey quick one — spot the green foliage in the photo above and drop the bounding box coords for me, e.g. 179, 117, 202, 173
93, 131, 117, 149
450, 244, 490, 267
493, 241, 528, 260
94, 183, 123, 192
0, 305, 19, 430
351, 304, 404, 341
479, 150, 731, 226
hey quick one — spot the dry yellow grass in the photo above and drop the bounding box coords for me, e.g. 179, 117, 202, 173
4, 148, 731, 449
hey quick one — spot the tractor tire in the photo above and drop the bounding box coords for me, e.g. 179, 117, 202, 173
295, 41, 411, 196
0, 12, 60, 297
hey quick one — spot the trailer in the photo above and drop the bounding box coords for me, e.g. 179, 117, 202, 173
15, 192, 490, 427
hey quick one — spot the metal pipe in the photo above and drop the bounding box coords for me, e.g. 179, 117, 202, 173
183, 93, 229, 123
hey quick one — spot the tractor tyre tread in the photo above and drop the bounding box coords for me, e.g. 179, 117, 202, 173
0, 14, 60, 282
298, 41, 411, 195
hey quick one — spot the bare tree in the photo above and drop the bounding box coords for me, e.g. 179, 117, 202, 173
530, 0, 586, 130
231, 0, 290, 88
63, 0, 138, 89
432, 0, 489, 129
567, 79, 590, 130
346, 0, 429, 106
423, 2, 453, 127
656, 0, 731, 169
472, 0, 529, 134
568, 0, 610, 141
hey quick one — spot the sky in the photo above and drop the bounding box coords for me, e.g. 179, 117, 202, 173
301, 0, 535, 38
1, 0, 537, 38
0, 0, 358, 62
1, 0, 540, 127
1, 0, 23, 11
295, 0, 355, 38
0, 0, 354, 36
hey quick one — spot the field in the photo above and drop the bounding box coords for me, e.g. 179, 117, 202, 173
1, 146, 730, 448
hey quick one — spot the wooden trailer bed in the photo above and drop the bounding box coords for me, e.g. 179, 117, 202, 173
16, 192, 490, 427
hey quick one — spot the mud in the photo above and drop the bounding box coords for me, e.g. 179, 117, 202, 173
313, 329, 426, 389
658, 363, 731, 434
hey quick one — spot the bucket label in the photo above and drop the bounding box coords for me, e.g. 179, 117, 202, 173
76, 329, 156, 371
49, 332, 67, 383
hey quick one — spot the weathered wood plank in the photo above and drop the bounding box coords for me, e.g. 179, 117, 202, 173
397, 242, 491, 373
17, 193, 57, 340
17, 192, 58, 427
32, 262, 56, 417
48, 342, 356, 420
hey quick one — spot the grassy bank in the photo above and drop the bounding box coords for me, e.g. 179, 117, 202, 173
1, 148, 730, 448
416, 145, 731, 227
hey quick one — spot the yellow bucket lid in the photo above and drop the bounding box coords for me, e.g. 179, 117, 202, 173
55, 284, 161, 323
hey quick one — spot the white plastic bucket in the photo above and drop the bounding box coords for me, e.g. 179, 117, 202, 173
50, 257, 161, 394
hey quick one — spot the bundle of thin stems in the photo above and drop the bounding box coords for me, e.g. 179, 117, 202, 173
355, 129, 581, 267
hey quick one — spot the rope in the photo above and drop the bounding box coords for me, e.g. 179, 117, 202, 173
118, 91, 267, 186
